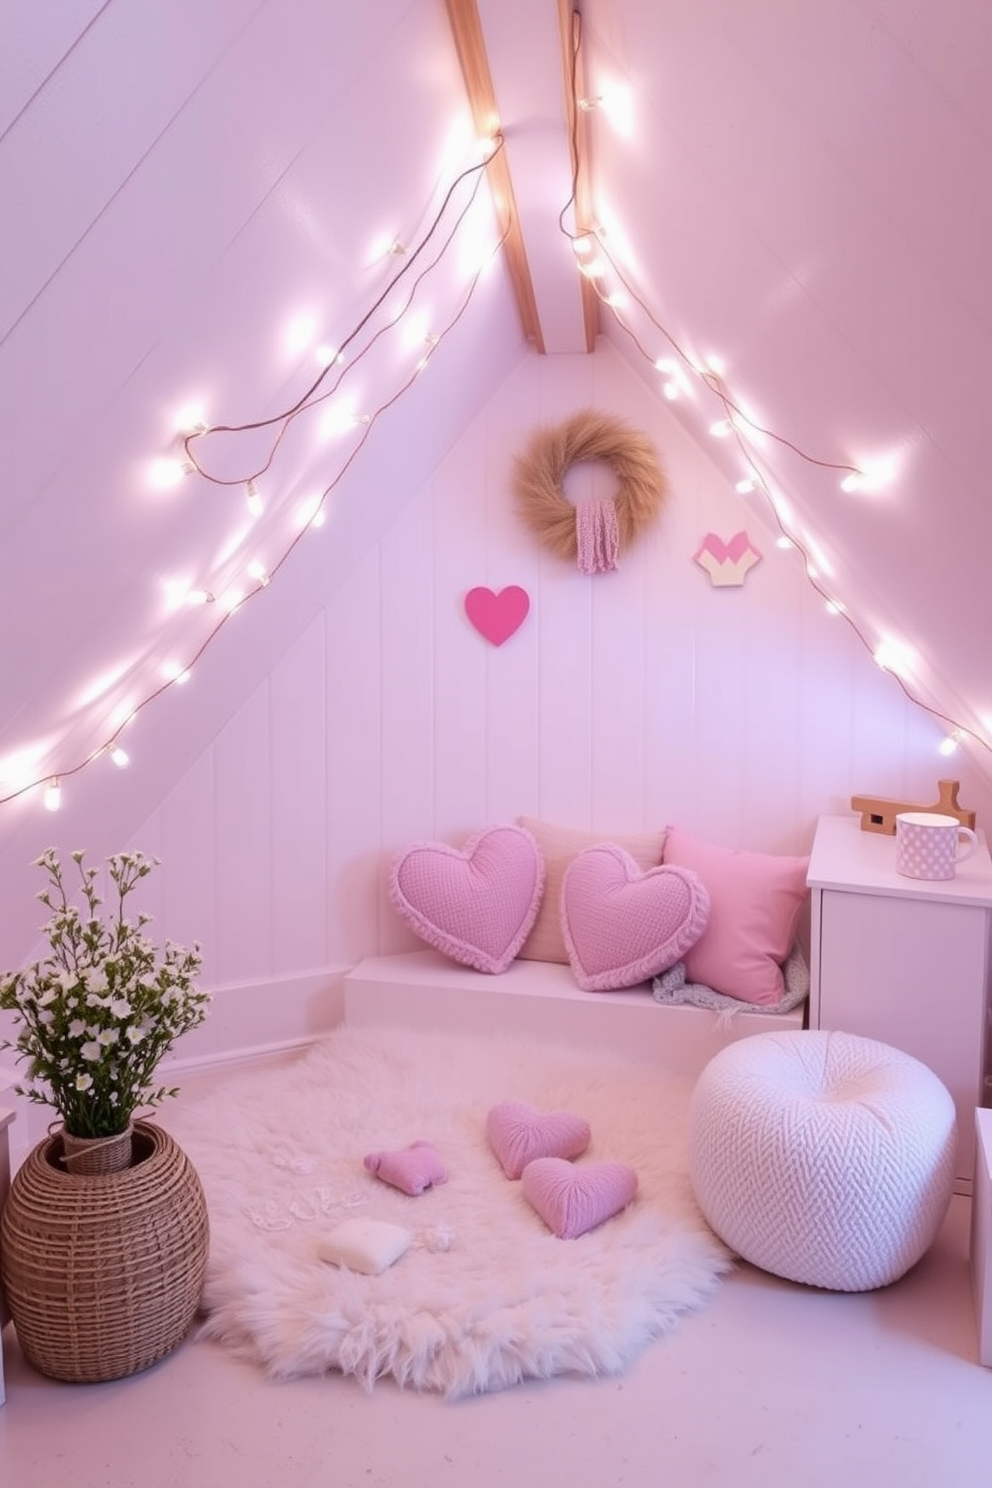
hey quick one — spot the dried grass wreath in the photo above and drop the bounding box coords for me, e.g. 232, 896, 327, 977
512, 410, 667, 574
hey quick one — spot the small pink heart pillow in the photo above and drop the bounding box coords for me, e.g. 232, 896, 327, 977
521, 1158, 638, 1239
486, 1101, 591, 1179
560, 844, 710, 992
389, 824, 544, 975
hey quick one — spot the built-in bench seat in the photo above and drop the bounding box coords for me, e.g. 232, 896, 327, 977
342, 949, 804, 1073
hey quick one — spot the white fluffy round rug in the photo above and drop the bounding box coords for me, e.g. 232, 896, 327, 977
163, 1023, 731, 1398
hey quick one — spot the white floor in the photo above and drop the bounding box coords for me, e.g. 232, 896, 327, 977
2, 1081, 992, 1488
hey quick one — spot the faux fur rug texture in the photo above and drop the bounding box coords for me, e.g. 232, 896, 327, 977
164, 1024, 732, 1398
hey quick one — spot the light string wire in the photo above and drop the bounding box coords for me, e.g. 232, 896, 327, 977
555, 9, 990, 762
0, 139, 510, 808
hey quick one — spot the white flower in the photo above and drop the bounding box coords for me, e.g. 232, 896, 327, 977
126, 1026, 145, 1045
110, 997, 132, 1019
38, 1009, 54, 1026
37, 987, 58, 1007
97, 1028, 118, 1047
68, 1019, 86, 1038
81, 1040, 102, 1061
83, 968, 108, 994
75, 1073, 93, 1091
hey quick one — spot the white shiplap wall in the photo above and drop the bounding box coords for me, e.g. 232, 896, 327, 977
130, 342, 992, 1058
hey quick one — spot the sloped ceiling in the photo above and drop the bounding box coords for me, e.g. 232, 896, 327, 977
475, 0, 992, 767
1, 0, 991, 858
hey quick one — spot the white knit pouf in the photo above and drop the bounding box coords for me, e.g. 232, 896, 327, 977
688, 1030, 956, 1291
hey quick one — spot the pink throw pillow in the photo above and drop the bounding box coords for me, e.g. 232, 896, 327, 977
662, 826, 810, 1006
516, 818, 667, 964
521, 1157, 639, 1239
389, 824, 544, 975
560, 844, 710, 992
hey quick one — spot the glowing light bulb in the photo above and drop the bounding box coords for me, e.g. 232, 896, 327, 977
663, 381, 679, 400
938, 734, 960, 757
296, 494, 326, 530
776, 536, 794, 550
573, 236, 595, 258
110, 747, 130, 768
840, 473, 861, 493
736, 478, 757, 494
579, 258, 606, 279
705, 355, 726, 377
176, 404, 208, 435
149, 457, 195, 489
247, 560, 270, 587
162, 662, 190, 685
315, 345, 341, 367
825, 599, 846, 616
873, 639, 914, 677
709, 419, 732, 438
285, 315, 317, 357
44, 778, 61, 812
246, 480, 263, 517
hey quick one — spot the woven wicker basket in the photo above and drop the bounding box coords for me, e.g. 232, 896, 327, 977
0, 1120, 209, 1383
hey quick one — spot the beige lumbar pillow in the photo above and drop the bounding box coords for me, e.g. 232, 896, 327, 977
516, 817, 667, 964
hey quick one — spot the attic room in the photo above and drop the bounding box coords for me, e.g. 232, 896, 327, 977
1, 0, 991, 1482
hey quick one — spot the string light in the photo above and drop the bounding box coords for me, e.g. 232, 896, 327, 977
0, 135, 511, 810
109, 747, 130, 768
44, 778, 61, 812
554, 8, 989, 763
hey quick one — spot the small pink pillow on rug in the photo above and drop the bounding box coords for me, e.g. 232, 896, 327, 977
560, 844, 710, 992
363, 1141, 448, 1196
516, 817, 667, 965
522, 1158, 638, 1239
487, 1101, 592, 1180
662, 826, 810, 1006
389, 824, 544, 975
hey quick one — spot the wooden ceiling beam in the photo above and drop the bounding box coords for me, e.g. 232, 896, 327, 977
443, 0, 546, 353
556, 0, 599, 353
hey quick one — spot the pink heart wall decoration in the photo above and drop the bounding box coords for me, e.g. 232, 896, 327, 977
464, 585, 530, 646
561, 844, 711, 992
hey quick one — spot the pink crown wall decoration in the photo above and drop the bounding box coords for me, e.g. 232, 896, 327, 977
693, 531, 763, 587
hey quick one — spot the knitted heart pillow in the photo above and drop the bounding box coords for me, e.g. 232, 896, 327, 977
521, 1158, 639, 1239
561, 844, 710, 991
389, 824, 544, 975
486, 1100, 592, 1179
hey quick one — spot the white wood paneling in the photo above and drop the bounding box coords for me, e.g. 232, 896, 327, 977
270, 616, 327, 975
118, 341, 992, 1057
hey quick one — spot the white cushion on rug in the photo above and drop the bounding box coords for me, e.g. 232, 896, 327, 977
318, 1219, 412, 1276
688, 1030, 956, 1292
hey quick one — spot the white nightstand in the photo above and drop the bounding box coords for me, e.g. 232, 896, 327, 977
807, 814, 992, 1193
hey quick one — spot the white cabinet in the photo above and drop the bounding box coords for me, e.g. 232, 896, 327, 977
807, 814, 992, 1192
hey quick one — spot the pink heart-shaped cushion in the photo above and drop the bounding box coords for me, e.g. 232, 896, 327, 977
561, 844, 710, 992
389, 824, 544, 975
521, 1158, 638, 1239
486, 1101, 591, 1180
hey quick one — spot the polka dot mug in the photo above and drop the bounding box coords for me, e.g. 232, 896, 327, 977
895, 812, 979, 881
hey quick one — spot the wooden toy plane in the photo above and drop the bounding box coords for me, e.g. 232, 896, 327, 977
850, 778, 977, 835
